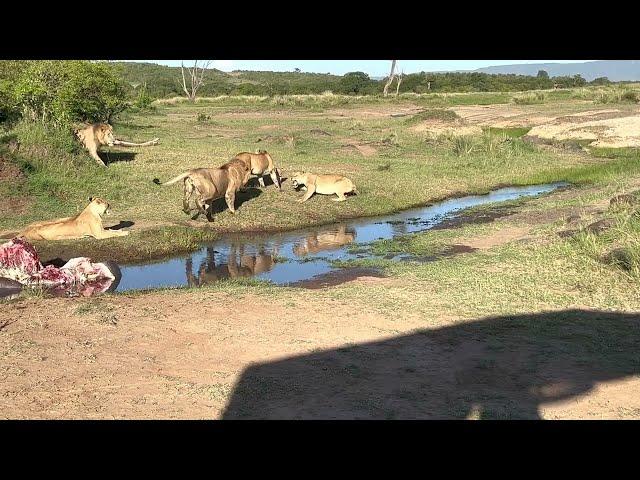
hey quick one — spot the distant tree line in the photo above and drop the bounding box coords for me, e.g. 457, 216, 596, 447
112, 63, 608, 99
0, 61, 616, 128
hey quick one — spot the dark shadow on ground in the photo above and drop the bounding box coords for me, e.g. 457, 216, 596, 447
291, 267, 385, 289
245, 175, 288, 189
106, 221, 135, 231
222, 309, 640, 419
208, 188, 263, 215
99, 151, 138, 165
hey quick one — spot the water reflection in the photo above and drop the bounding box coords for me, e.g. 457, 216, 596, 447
292, 225, 356, 257
115, 183, 569, 292
186, 245, 279, 286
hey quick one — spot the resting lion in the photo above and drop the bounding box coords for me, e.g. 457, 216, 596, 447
75, 123, 159, 167
290, 172, 357, 202
233, 150, 282, 190
153, 158, 251, 220
20, 197, 130, 241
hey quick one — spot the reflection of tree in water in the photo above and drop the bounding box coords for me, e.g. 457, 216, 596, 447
292, 224, 357, 256
185, 244, 278, 286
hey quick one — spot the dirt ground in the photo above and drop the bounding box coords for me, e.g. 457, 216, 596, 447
3, 181, 640, 420
3, 100, 640, 419
3, 277, 640, 419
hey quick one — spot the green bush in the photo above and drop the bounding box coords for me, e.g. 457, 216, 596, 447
133, 82, 154, 110
512, 91, 546, 104
404, 109, 459, 124
13, 60, 128, 126
196, 112, 211, 123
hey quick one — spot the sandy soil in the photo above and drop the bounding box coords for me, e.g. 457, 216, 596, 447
527, 114, 640, 148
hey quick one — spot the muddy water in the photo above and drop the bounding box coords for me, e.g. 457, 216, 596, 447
115, 183, 568, 292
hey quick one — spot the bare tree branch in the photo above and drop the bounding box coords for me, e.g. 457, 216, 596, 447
383, 60, 397, 97
180, 60, 212, 101
395, 70, 404, 97
181, 61, 191, 98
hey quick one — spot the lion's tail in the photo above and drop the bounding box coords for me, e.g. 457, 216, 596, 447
153, 171, 191, 186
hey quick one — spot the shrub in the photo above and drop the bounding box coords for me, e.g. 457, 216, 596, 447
196, 112, 211, 123
404, 109, 459, 124
621, 90, 639, 103
13, 60, 128, 127
133, 82, 154, 110
512, 91, 546, 104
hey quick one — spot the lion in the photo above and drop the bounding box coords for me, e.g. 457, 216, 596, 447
290, 172, 357, 202
186, 245, 277, 286
19, 197, 130, 241
292, 225, 356, 256
233, 150, 282, 190
75, 123, 159, 167
153, 158, 251, 220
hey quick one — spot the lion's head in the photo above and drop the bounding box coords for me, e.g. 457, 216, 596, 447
97, 123, 115, 147
290, 172, 306, 189
87, 197, 111, 216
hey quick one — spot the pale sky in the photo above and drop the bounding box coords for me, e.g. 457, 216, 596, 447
121, 60, 593, 77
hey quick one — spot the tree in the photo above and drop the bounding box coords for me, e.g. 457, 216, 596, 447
383, 60, 397, 97
13, 60, 128, 125
537, 70, 549, 79
591, 76, 610, 86
572, 74, 587, 87
395, 71, 404, 96
340, 72, 371, 95
180, 60, 211, 101
294, 68, 301, 73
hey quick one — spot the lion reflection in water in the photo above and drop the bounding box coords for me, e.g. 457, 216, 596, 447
186, 245, 278, 286
292, 225, 356, 256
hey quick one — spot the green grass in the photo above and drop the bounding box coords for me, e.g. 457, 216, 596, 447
483, 127, 532, 138
512, 91, 547, 105
589, 147, 640, 159
3, 95, 640, 264
31, 226, 219, 264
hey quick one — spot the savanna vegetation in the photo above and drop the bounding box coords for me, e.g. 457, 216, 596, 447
2, 60, 640, 419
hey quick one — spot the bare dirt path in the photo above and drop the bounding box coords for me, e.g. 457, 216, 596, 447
2, 286, 639, 419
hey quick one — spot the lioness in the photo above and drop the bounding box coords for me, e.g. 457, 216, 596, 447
292, 225, 356, 256
75, 123, 159, 167
20, 197, 130, 241
290, 172, 357, 202
233, 150, 282, 190
154, 158, 251, 220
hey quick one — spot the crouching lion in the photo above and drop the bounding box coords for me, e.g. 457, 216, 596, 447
290, 172, 358, 202
153, 158, 251, 221
20, 197, 130, 241
233, 150, 282, 190
75, 123, 159, 167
